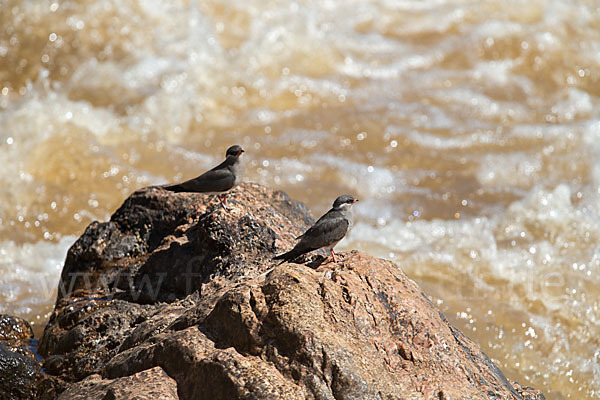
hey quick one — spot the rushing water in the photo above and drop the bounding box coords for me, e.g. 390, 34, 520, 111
1, 0, 600, 397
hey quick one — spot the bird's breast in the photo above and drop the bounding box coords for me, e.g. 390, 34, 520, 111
231, 162, 244, 186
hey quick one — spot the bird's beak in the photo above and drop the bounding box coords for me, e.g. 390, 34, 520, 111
238, 150, 245, 155
353, 199, 359, 203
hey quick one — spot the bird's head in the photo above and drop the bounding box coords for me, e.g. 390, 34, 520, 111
332, 194, 359, 211
226, 145, 245, 158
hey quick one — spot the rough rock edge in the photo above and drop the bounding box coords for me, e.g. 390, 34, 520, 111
56, 366, 178, 399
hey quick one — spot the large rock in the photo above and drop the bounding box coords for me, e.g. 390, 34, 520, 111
38, 183, 312, 382
38, 183, 545, 399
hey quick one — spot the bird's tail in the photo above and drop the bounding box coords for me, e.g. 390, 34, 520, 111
272, 248, 303, 262
162, 183, 186, 193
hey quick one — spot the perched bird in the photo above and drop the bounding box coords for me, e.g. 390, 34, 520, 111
274, 194, 359, 263
163, 145, 244, 208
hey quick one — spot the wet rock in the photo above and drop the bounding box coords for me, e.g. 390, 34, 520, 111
0, 314, 34, 347
0, 314, 39, 399
39, 183, 545, 399
39, 298, 153, 381
0, 342, 40, 400
0, 313, 35, 360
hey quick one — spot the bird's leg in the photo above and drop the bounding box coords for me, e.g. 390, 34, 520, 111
217, 194, 228, 210
330, 249, 337, 263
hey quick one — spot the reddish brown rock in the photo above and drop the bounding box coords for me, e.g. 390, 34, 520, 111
56, 366, 178, 399
104, 253, 545, 400
37, 183, 545, 399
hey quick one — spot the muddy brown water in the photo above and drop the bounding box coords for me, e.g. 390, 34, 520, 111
1, 1, 599, 397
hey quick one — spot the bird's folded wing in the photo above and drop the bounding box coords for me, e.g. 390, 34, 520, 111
297, 216, 349, 250
166, 168, 235, 193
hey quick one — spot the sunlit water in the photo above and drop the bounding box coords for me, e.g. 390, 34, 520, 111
1, 0, 599, 397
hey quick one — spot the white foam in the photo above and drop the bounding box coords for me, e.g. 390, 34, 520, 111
550, 88, 593, 121
309, 154, 402, 197
0, 91, 119, 141
0, 236, 75, 324
477, 153, 542, 188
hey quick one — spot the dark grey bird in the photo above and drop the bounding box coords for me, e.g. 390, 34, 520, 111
163, 145, 244, 208
274, 194, 359, 263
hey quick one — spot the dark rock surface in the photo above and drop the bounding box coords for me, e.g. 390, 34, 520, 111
0, 314, 34, 354
0, 343, 40, 400
36, 183, 545, 399
0, 314, 39, 399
